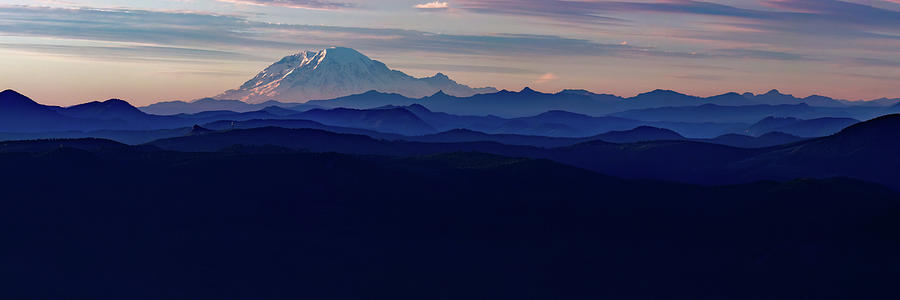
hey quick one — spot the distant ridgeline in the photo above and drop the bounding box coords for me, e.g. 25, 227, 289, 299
2, 86, 897, 140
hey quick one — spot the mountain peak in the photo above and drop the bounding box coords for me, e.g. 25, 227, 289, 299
559, 89, 594, 96
431, 90, 450, 97
104, 98, 130, 105
215, 47, 495, 103
100, 99, 142, 111
260, 105, 297, 116
405, 103, 432, 113
318, 47, 371, 65
536, 110, 591, 118
0, 89, 43, 109
520, 87, 539, 94
275, 47, 371, 66
654, 89, 677, 93
362, 90, 384, 95
64, 98, 145, 118
1, 89, 25, 98
642, 89, 683, 96
595, 126, 685, 143
764, 89, 783, 96
188, 125, 214, 136
324, 46, 362, 54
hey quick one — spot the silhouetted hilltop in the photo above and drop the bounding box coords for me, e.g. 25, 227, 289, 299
612, 103, 817, 123
149, 127, 381, 153
747, 116, 859, 137
410, 129, 585, 148
746, 116, 800, 135
186, 125, 213, 136
0, 90, 122, 132
802, 114, 900, 152
592, 126, 685, 143
550, 139, 757, 183
613, 102, 898, 124
497, 111, 640, 137
140, 97, 319, 115
408, 128, 801, 149
306, 90, 418, 109
59, 99, 148, 120
706, 132, 805, 148
0, 90, 64, 119
732, 114, 900, 189
628, 89, 700, 107
201, 119, 405, 141
259, 105, 299, 116
0, 90, 184, 131
294, 107, 437, 135
0, 89, 47, 110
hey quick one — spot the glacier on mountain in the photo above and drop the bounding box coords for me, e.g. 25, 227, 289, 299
216, 47, 497, 103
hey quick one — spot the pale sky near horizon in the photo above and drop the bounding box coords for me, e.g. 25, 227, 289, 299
1, 0, 899, 106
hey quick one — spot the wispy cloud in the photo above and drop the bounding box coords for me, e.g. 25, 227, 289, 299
215, 0, 354, 10
452, 0, 624, 23
709, 48, 811, 61
415, 1, 449, 9
672, 74, 725, 81
0, 42, 266, 63
0, 5, 693, 60
452, 0, 900, 42
845, 57, 900, 68
535, 73, 558, 84
0, 3, 888, 87
392, 63, 532, 74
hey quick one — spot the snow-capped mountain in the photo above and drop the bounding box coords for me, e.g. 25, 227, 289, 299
216, 47, 497, 103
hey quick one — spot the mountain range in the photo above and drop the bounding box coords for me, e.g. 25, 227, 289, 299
149, 86, 900, 120
0, 89, 873, 144
310, 88, 900, 118
214, 47, 497, 103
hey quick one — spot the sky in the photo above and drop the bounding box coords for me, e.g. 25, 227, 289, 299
0, 0, 899, 106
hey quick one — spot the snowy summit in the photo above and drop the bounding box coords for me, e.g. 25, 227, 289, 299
215, 47, 497, 103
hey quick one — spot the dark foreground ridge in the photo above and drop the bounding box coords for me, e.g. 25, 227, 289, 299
1, 148, 899, 299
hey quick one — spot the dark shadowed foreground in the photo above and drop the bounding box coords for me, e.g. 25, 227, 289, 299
0, 144, 898, 299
